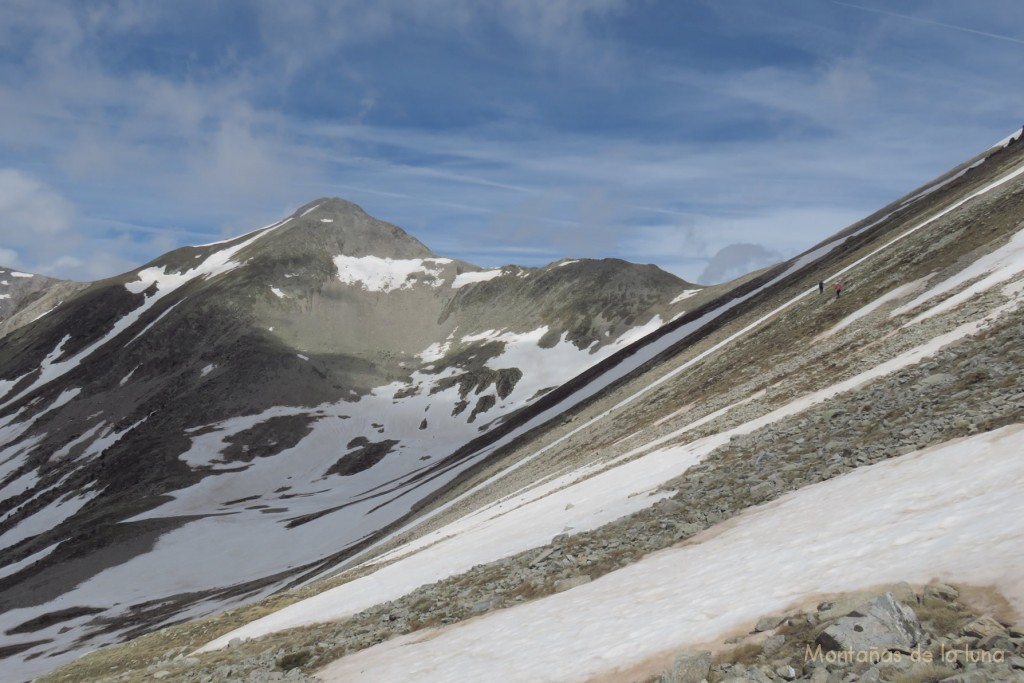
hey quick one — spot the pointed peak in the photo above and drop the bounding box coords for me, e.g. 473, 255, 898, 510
292, 197, 369, 220
252, 197, 437, 261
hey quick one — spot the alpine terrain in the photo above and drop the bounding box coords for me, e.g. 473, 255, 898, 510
3, 126, 1024, 683
0, 198, 711, 680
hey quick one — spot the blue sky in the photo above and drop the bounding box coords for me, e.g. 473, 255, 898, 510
0, 1, 1021, 284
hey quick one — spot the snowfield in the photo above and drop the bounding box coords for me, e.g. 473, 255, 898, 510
451, 269, 502, 287
316, 424, 1024, 682
333, 255, 452, 292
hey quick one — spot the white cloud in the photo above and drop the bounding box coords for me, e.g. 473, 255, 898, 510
0, 169, 74, 238
699, 243, 782, 285
0, 247, 20, 267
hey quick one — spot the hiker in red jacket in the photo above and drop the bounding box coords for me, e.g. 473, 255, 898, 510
834, 281, 843, 299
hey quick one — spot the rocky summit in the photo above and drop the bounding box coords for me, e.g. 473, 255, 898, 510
6, 132, 1024, 683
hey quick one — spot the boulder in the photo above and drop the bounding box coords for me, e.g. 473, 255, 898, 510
962, 615, 1007, 640
816, 592, 923, 652
923, 583, 959, 602
919, 373, 955, 387
775, 663, 798, 680
754, 614, 787, 632
762, 634, 786, 657
808, 668, 830, 683
669, 650, 712, 683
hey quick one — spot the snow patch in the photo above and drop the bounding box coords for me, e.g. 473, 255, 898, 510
127, 298, 185, 346
30, 301, 62, 322
608, 315, 663, 349
271, 287, 286, 298
119, 367, 137, 386
0, 490, 95, 553
894, 224, 1024, 324
0, 542, 58, 581
10, 271, 33, 278
128, 219, 289, 295
670, 288, 700, 304
0, 471, 39, 500
334, 256, 452, 293
451, 270, 502, 288
417, 341, 452, 363
52, 422, 106, 460
40, 387, 81, 416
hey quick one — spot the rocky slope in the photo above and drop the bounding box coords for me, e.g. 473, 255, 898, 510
0, 199, 707, 679
14, 130, 1024, 682
27, 130, 1024, 683
0, 268, 85, 338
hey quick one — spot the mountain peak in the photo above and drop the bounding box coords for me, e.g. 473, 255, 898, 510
292, 196, 368, 219
254, 197, 436, 262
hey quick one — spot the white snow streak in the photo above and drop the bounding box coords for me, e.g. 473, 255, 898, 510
30, 301, 62, 322
670, 289, 700, 305
0, 542, 58, 581
451, 270, 502, 288
894, 224, 1024, 324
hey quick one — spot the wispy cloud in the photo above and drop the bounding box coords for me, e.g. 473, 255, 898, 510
0, 0, 1020, 283
832, 1, 1024, 46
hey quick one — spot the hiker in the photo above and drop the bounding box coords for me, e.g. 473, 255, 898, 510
834, 281, 843, 299
818, 280, 824, 294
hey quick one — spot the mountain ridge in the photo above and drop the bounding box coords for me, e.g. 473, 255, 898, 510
0, 197, 712, 680
21, 129, 1024, 682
